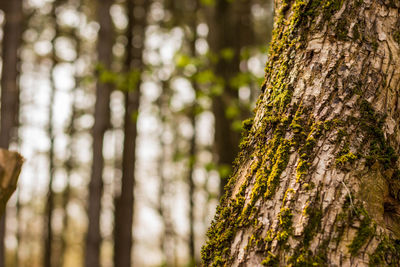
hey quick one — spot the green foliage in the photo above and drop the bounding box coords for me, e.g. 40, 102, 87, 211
225, 104, 240, 119
96, 64, 140, 92
195, 70, 217, 84
220, 48, 235, 61
200, 0, 215, 6
130, 110, 139, 123
218, 164, 232, 179
175, 54, 192, 68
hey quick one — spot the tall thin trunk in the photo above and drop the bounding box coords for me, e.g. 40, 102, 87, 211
156, 80, 177, 266
14, 190, 21, 267
202, 0, 400, 266
43, 3, 60, 266
206, 0, 254, 197
0, 0, 23, 266
187, 1, 199, 263
113, 0, 148, 266
85, 0, 114, 266
59, 13, 82, 266
187, 109, 197, 266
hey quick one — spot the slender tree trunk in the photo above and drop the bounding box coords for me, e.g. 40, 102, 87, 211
202, 0, 400, 266
0, 1, 23, 266
44, 3, 60, 266
206, 0, 254, 197
187, 109, 197, 266
59, 12, 82, 265
113, 1, 148, 266
187, 2, 199, 263
85, 0, 114, 266
14, 190, 21, 267
156, 80, 177, 266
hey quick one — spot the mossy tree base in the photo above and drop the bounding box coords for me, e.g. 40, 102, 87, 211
202, 0, 400, 266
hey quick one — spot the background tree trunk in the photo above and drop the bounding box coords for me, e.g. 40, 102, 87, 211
206, 0, 255, 197
202, 0, 400, 266
85, 0, 114, 266
0, 1, 23, 266
43, 2, 60, 266
113, 0, 148, 266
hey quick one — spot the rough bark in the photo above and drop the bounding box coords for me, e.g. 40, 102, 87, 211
0, 1, 23, 266
206, 0, 254, 197
113, 0, 148, 266
85, 0, 114, 266
202, 0, 400, 266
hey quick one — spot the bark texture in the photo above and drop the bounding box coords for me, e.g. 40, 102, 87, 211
202, 0, 400, 266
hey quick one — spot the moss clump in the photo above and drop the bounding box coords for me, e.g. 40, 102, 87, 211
359, 100, 398, 169
276, 231, 289, 243
239, 118, 255, 150
303, 208, 322, 247
369, 236, 400, 266
293, 121, 325, 182
348, 210, 375, 255
290, 248, 326, 267
352, 23, 360, 40
289, 200, 323, 265
336, 151, 357, 166
322, 0, 344, 20
296, 157, 310, 182
275, 207, 293, 244
393, 30, 400, 45
278, 207, 293, 229
336, 144, 357, 168
242, 117, 254, 133
335, 19, 349, 40
264, 140, 291, 198
261, 251, 279, 266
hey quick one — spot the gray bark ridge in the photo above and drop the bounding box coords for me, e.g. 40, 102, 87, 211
202, 0, 400, 266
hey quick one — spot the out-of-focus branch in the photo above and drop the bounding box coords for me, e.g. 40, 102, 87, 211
0, 149, 23, 216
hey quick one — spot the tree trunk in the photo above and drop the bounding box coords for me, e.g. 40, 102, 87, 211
43, 2, 60, 266
85, 0, 114, 266
156, 80, 178, 266
187, 1, 199, 264
0, 1, 23, 266
113, 0, 148, 266
202, 0, 400, 266
206, 0, 254, 197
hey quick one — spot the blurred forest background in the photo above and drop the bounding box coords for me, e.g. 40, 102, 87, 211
0, 0, 273, 266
